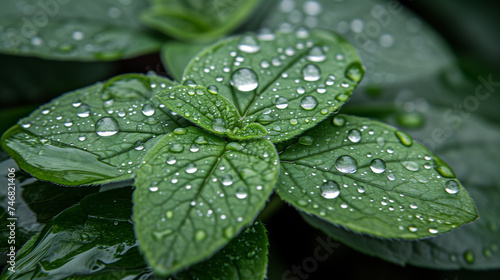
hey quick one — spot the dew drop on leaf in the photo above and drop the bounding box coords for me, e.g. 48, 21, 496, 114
170, 144, 184, 153
237, 34, 261, 53
464, 250, 475, 264
207, 85, 219, 94
235, 187, 248, 199
320, 181, 340, 199
401, 161, 419, 171
428, 228, 439, 234
369, 159, 386, 174
300, 96, 318, 110
275, 97, 289, 109
345, 62, 364, 82
224, 226, 235, 239
185, 163, 197, 174
195, 230, 206, 242
95, 117, 119, 136
194, 136, 208, 145
190, 144, 200, 153
408, 225, 418, 232
332, 115, 346, 126
166, 156, 176, 165
212, 118, 227, 133
335, 155, 358, 173
257, 114, 275, 125
306, 46, 326, 62
221, 174, 234, 186
230, 68, 259, 92
347, 129, 362, 143
298, 136, 314, 146
302, 64, 321, 81
77, 104, 90, 118
395, 130, 413, 146
142, 103, 155, 116
445, 180, 460, 194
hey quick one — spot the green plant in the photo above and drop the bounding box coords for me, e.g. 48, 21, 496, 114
1, 0, 499, 279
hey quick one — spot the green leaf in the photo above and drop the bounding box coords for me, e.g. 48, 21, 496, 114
174, 220, 269, 280
0, 187, 145, 280
181, 30, 364, 142
301, 183, 499, 270
0, 0, 161, 61
140, 0, 261, 42
157, 85, 268, 140
1, 74, 189, 186
277, 114, 478, 239
161, 41, 210, 82
260, 0, 454, 86
133, 126, 278, 276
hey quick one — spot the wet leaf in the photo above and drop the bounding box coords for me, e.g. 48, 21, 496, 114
1, 74, 189, 186
133, 127, 278, 276
277, 114, 478, 239
181, 30, 363, 142
261, 0, 454, 86
157, 85, 267, 140
140, 0, 261, 42
301, 183, 499, 270
0, 0, 161, 61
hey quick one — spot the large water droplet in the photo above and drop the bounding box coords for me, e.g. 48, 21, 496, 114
347, 129, 362, 143
445, 180, 459, 194
298, 136, 314, 146
185, 163, 197, 174
402, 161, 419, 171
370, 159, 386, 174
142, 104, 155, 116
230, 68, 259, 92
238, 34, 260, 53
302, 64, 321, 81
332, 115, 345, 126
436, 164, 455, 178
221, 175, 234, 186
320, 181, 340, 199
306, 46, 326, 62
345, 62, 364, 82
275, 97, 289, 109
257, 114, 275, 124
166, 156, 176, 165
235, 187, 248, 199
95, 117, 119, 136
464, 250, 475, 264
77, 104, 90, 118
195, 136, 208, 144
335, 155, 358, 173
190, 144, 200, 153
300, 96, 318, 110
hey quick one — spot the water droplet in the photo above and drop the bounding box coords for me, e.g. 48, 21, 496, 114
335, 155, 358, 173
345, 62, 364, 82
357, 186, 365, 193
370, 159, 386, 174
95, 117, 119, 136
224, 226, 235, 239
302, 64, 321, 81
290, 118, 298, 125
402, 161, 419, 171
347, 129, 362, 143
149, 182, 159, 192
174, 128, 187, 135
332, 115, 345, 126
185, 163, 197, 174
207, 85, 218, 94
78, 135, 86, 141
190, 144, 200, 153
212, 118, 227, 133
436, 164, 455, 178
165, 211, 174, 219
409, 203, 418, 209
408, 226, 418, 232
194, 136, 208, 144
320, 181, 340, 199
142, 104, 155, 116
221, 175, 234, 186
387, 174, 396, 181
230, 68, 259, 92
72, 31, 84, 41
275, 97, 289, 109
77, 104, 90, 118
166, 156, 176, 165
238, 34, 260, 53
134, 141, 145, 151
299, 136, 314, 146
72, 99, 82, 107
445, 180, 460, 194
195, 230, 206, 242
260, 59, 270, 68
235, 187, 248, 199
395, 130, 413, 146
170, 143, 184, 153
300, 96, 318, 110
306, 46, 326, 62
257, 114, 275, 125
483, 247, 492, 258
464, 250, 475, 264
428, 228, 439, 234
